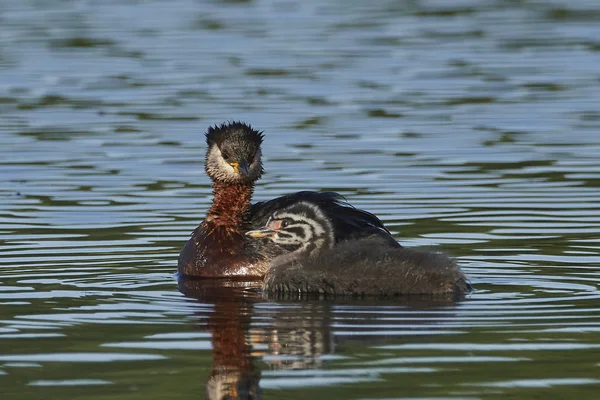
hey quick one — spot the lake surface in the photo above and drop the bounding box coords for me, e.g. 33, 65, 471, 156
2, 0, 600, 399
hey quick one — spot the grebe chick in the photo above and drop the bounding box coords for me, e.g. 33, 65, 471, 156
246, 201, 470, 297
178, 122, 400, 279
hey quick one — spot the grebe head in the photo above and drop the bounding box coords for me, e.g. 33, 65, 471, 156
205, 121, 264, 184
246, 201, 335, 259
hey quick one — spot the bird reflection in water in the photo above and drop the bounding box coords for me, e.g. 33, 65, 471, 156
179, 278, 263, 400
179, 278, 464, 399
178, 278, 334, 400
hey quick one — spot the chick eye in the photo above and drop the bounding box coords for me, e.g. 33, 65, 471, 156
221, 150, 230, 160
281, 220, 289, 228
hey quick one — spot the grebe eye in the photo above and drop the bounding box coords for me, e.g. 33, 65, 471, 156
281, 220, 289, 228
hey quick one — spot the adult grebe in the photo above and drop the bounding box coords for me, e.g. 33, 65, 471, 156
178, 122, 400, 278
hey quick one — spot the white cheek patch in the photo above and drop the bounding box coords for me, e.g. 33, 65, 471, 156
207, 146, 238, 181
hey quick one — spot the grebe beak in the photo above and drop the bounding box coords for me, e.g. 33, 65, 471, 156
245, 229, 277, 239
229, 161, 250, 176
238, 161, 250, 176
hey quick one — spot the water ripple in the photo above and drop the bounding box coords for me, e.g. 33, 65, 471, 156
1, 0, 600, 398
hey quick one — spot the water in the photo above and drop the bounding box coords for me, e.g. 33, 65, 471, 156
1, 0, 600, 398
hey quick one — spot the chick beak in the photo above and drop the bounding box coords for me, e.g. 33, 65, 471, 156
245, 229, 277, 239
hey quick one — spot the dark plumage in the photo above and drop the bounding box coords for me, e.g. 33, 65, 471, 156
178, 122, 400, 279
245, 201, 470, 297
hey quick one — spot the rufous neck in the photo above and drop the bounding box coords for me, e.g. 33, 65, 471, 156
204, 181, 254, 232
